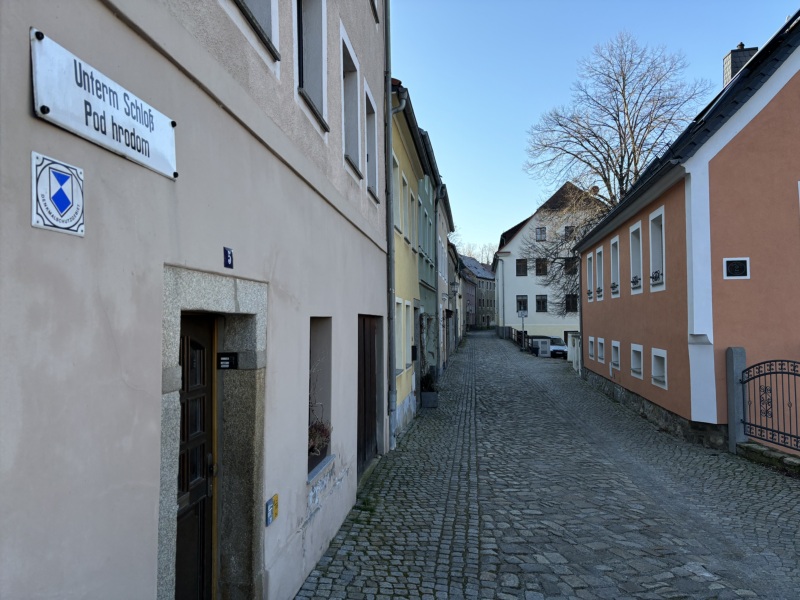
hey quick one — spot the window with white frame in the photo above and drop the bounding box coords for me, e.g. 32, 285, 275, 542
630, 222, 643, 293
611, 341, 620, 369
516, 295, 528, 313
233, 0, 280, 60
586, 252, 594, 301
341, 33, 360, 176
651, 348, 667, 388
723, 257, 750, 280
535, 226, 546, 241
422, 210, 429, 255
394, 300, 403, 373
406, 189, 414, 244
631, 344, 643, 379
597, 338, 605, 363
365, 86, 378, 197
392, 157, 400, 231
610, 236, 620, 297
401, 176, 409, 238
416, 197, 422, 251
588, 336, 595, 359
438, 237, 444, 278
297, 0, 327, 130
595, 246, 604, 300
405, 303, 412, 367
535, 295, 547, 313
649, 207, 665, 288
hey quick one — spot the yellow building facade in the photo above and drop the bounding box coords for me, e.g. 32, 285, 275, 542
391, 81, 432, 434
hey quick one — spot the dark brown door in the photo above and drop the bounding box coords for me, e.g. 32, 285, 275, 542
176, 315, 214, 600
357, 316, 378, 478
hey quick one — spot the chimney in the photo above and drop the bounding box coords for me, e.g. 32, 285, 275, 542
723, 42, 758, 87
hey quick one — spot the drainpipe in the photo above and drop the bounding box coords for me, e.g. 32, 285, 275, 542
578, 255, 584, 373
434, 183, 444, 376
384, 0, 404, 451
496, 257, 505, 337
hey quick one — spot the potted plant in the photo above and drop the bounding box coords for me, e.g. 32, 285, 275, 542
308, 418, 332, 457
308, 357, 332, 472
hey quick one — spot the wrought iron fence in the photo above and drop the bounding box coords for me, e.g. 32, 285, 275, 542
741, 360, 800, 451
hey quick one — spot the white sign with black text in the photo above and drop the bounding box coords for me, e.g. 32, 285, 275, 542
30, 28, 177, 178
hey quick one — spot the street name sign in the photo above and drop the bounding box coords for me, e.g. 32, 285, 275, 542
30, 28, 177, 179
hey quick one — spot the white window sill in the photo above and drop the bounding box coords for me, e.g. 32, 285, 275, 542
307, 454, 335, 484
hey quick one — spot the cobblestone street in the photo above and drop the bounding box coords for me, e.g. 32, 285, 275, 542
297, 331, 800, 600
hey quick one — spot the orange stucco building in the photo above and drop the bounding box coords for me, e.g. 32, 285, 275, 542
577, 12, 800, 448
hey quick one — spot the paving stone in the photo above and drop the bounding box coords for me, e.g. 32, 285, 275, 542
296, 332, 800, 599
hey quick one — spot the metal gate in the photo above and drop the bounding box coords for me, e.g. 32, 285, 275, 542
741, 360, 800, 451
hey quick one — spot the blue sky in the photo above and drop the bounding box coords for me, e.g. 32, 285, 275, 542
390, 1, 800, 250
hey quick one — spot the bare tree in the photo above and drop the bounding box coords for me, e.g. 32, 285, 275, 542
447, 226, 462, 250
524, 31, 711, 209
521, 32, 711, 315
461, 242, 497, 265
460, 241, 479, 260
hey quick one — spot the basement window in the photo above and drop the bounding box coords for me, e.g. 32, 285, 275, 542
651, 348, 667, 389
631, 344, 643, 379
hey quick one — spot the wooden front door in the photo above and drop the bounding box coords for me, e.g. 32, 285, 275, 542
176, 315, 215, 600
357, 316, 378, 478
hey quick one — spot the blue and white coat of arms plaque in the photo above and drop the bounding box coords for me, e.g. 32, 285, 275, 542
32, 152, 84, 236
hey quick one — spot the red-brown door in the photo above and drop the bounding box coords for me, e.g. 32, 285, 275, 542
175, 315, 214, 600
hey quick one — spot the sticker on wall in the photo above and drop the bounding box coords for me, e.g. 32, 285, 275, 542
31, 152, 85, 236
223, 247, 234, 269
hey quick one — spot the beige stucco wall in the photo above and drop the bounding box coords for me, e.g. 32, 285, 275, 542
0, 1, 387, 598
582, 182, 692, 420
709, 69, 800, 421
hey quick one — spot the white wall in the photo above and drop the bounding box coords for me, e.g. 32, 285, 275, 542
497, 214, 580, 338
